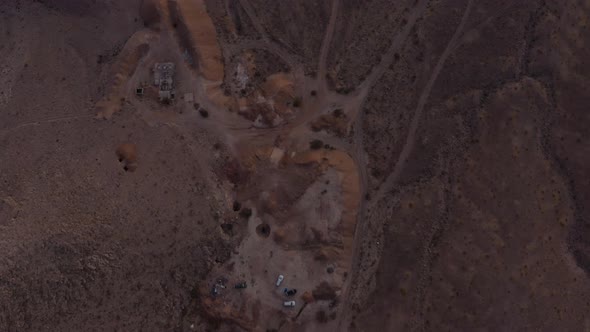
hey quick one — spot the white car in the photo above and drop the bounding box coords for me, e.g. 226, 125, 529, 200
283, 300, 296, 307
276, 274, 284, 287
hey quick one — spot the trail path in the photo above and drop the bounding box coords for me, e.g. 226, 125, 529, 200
318, 0, 340, 93
371, 0, 473, 205
107, 0, 478, 330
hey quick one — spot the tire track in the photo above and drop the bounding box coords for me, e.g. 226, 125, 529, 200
238, 0, 268, 40
356, 0, 431, 93
334, 2, 436, 330
410, 158, 451, 332
337, 1, 473, 329
318, 0, 339, 93
371, 0, 473, 205
0, 115, 94, 138
224, 39, 301, 72
95, 31, 153, 119
236, 0, 300, 69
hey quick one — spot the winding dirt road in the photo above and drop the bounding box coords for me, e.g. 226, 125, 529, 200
112, 0, 475, 329
318, 0, 339, 94
371, 0, 473, 205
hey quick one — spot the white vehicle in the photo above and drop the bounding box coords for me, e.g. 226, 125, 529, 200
283, 300, 296, 307
276, 274, 284, 287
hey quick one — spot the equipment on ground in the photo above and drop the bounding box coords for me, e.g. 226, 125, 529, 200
276, 274, 284, 287
283, 288, 297, 296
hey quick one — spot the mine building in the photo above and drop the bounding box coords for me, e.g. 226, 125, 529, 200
153, 62, 176, 102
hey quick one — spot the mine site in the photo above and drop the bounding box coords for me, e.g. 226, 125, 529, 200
1, 0, 590, 331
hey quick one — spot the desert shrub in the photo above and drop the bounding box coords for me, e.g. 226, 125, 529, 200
315, 310, 328, 323
140, 0, 161, 28
310, 139, 324, 150
239, 207, 252, 219
312, 282, 337, 301
220, 223, 233, 235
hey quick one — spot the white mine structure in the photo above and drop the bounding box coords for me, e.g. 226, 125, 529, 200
153, 62, 175, 102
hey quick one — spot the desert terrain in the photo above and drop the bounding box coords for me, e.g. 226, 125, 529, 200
1, 0, 590, 331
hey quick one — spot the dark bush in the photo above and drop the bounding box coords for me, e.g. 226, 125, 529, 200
190, 286, 199, 299
316, 310, 328, 323
140, 0, 161, 28
220, 223, 233, 235
239, 208, 252, 219
256, 223, 271, 238
312, 282, 337, 301
310, 139, 324, 150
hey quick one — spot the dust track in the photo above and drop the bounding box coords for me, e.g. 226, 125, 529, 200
238, 0, 268, 40
0, 115, 94, 138
337, 0, 432, 328
96, 31, 153, 119
356, 0, 431, 93
371, 0, 473, 204
318, 0, 339, 93
174, 0, 224, 81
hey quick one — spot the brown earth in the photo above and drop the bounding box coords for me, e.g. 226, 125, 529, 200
1, 0, 590, 331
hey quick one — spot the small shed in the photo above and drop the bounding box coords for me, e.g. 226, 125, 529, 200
153, 62, 175, 102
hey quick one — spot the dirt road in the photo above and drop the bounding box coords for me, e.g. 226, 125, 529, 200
372, 0, 473, 204
318, 0, 339, 94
